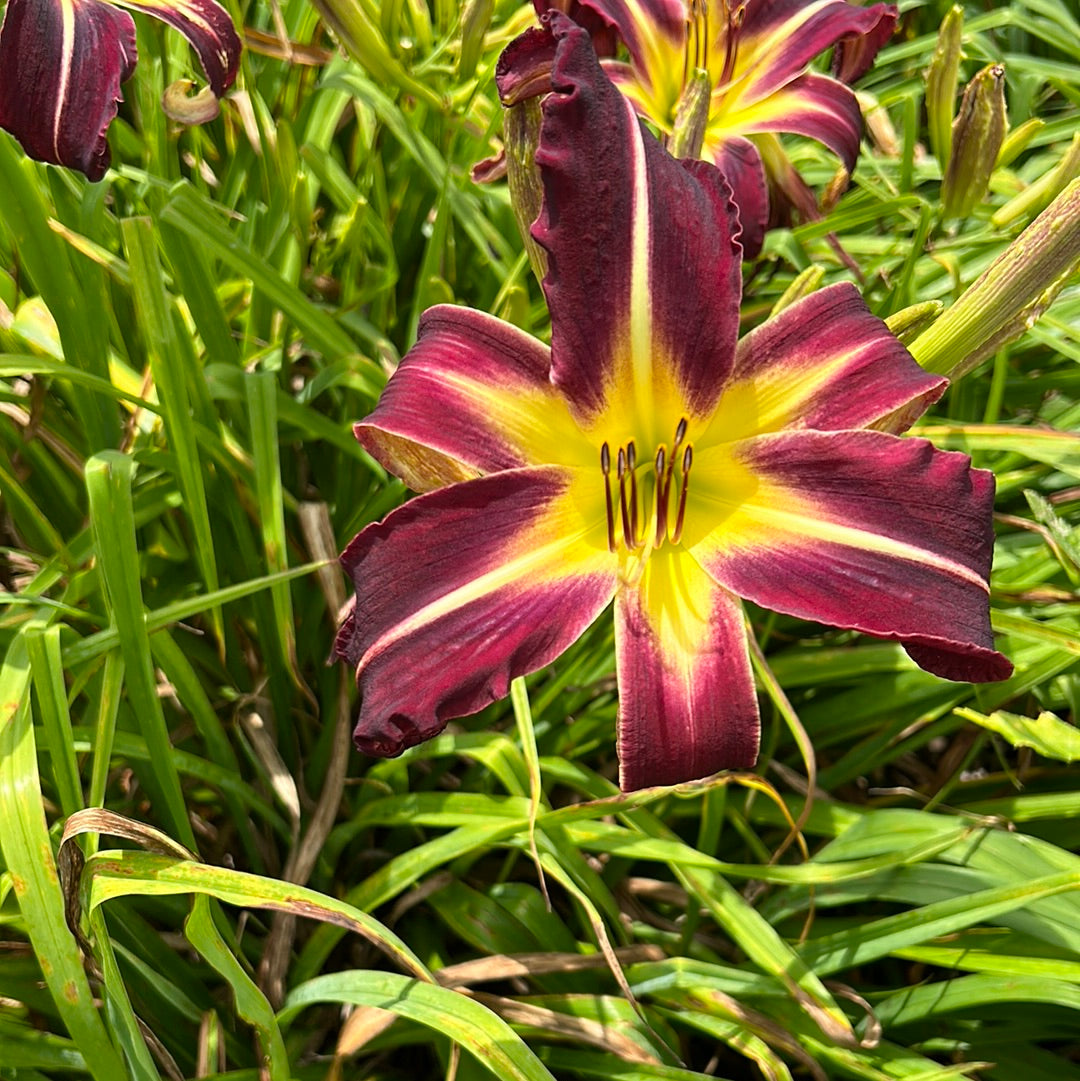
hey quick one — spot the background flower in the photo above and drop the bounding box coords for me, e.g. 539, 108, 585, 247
500, 0, 897, 256
0, 0, 241, 179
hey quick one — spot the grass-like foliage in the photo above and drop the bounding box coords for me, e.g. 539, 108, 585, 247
1, 0, 1079, 1078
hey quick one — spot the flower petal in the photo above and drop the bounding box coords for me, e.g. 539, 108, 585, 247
116, 0, 240, 95
566, 0, 686, 81
832, 5, 897, 84
0, 0, 137, 180
615, 549, 759, 790
700, 282, 946, 444
496, 24, 559, 105
719, 72, 864, 173
734, 0, 896, 101
356, 305, 590, 492
335, 467, 616, 758
533, 0, 621, 57
533, 13, 743, 433
706, 135, 768, 259
692, 430, 1012, 683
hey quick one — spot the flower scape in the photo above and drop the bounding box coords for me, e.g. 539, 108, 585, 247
334, 15, 1012, 792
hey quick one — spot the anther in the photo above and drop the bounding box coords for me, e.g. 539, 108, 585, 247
601, 442, 615, 553
673, 417, 687, 448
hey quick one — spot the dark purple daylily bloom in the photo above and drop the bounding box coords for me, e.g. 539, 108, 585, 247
0, 0, 241, 180
335, 17, 1010, 791
499, 0, 897, 257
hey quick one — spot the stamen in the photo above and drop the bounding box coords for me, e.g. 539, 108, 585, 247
601, 442, 615, 553
627, 441, 639, 546
673, 417, 688, 449
699, 0, 709, 71
653, 445, 668, 547
671, 444, 693, 544
686, 0, 709, 82
719, 3, 740, 87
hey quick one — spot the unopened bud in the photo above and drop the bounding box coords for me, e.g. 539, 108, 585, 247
884, 300, 943, 344
925, 5, 964, 168
911, 177, 1080, 381
993, 133, 1080, 229
996, 117, 1044, 170
941, 63, 1007, 220
667, 68, 712, 161
504, 98, 548, 285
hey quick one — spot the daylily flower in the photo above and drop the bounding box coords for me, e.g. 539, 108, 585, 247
0, 0, 241, 180
335, 16, 1010, 791
499, 0, 897, 256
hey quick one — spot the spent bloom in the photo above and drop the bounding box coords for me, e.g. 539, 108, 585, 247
0, 0, 241, 180
500, 0, 896, 256
335, 16, 1010, 790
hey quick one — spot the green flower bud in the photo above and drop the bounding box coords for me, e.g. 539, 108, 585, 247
667, 68, 712, 161
925, 5, 964, 168
911, 177, 1080, 381
993, 133, 1080, 229
504, 98, 548, 286
884, 301, 944, 344
941, 63, 1007, 220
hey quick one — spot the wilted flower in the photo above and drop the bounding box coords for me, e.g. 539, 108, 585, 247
0, 0, 241, 180
499, 0, 897, 256
335, 17, 1010, 790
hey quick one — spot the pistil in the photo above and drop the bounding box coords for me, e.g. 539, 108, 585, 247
671, 445, 693, 545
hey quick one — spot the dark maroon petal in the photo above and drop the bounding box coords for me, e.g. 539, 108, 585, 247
737, 0, 896, 98
696, 430, 1012, 684
355, 305, 589, 493
124, 0, 240, 96
615, 553, 759, 790
740, 71, 864, 174
334, 467, 616, 758
708, 136, 768, 260
533, 13, 743, 422
832, 5, 898, 84
0, 0, 136, 180
533, 0, 620, 56
496, 24, 559, 105
717, 282, 946, 436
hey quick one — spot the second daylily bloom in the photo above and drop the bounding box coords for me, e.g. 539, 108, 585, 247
0, 0, 241, 180
501, 0, 897, 256
335, 16, 1010, 791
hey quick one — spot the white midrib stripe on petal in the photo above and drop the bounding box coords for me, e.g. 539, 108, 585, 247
724, 498, 990, 592
357, 528, 613, 672
53, 0, 76, 158
625, 95, 653, 427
